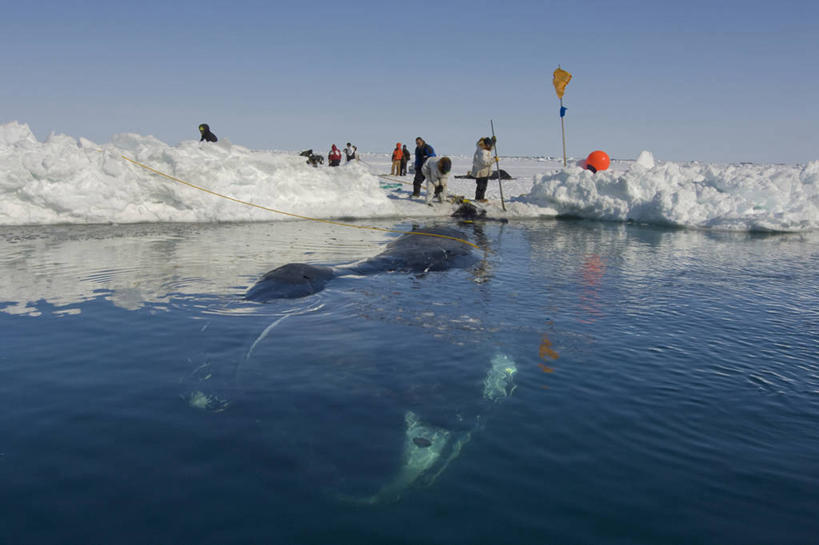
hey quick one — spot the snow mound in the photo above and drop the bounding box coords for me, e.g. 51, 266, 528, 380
0, 122, 396, 225
519, 154, 818, 232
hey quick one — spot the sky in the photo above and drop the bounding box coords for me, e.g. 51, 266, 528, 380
1, 0, 817, 163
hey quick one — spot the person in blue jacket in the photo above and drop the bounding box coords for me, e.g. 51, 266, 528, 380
412, 137, 436, 197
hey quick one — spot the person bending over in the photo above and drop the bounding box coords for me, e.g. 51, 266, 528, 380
198, 123, 218, 142
421, 156, 451, 204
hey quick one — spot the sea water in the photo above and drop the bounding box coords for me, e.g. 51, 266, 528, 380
1, 219, 816, 544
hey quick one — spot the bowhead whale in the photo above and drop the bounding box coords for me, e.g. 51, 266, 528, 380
245, 226, 479, 302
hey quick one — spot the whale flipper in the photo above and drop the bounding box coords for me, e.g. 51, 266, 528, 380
339, 353, 517, 505
483, 353, 518, 402
340, 410, 470, 505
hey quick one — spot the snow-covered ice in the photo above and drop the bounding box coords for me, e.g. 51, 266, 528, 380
1, 122, 815, 232
522, 151, 817, 231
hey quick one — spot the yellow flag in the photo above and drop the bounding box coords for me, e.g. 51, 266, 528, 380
553, 68, 572, 99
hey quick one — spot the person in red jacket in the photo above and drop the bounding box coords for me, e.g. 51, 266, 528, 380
328, 144, 342, 166
390, 143, 403, 175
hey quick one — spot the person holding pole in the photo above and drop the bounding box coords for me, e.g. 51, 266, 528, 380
471, 136, 496, 202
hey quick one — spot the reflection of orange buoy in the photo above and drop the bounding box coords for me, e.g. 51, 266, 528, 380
539, 334, 559, 360
585, 150, 610, 173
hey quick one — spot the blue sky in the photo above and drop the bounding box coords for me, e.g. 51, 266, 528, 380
1, 0, 817, 163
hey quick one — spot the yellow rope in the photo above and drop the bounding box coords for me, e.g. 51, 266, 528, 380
116, 153, 480, 250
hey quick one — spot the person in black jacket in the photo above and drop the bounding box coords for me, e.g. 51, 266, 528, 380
400, 144, 410, 176
412, 137, 436, 197
198, 124, 218, 142
344, 143, 356, 162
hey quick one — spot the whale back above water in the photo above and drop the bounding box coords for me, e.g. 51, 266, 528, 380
349, 226, 479, 276
245, 226, 478, 302
245, 263, 335, 301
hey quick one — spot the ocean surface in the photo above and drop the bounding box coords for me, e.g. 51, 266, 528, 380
1, 218, 817, 544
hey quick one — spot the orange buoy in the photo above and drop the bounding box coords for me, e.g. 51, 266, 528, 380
585, 150, 610, 173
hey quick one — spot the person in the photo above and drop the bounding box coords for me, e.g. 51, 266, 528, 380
471, 136, 497, 202
390, 143, 403, 176
299, 149, 323, 167
400, 144, 410, 176
412, 137, 436, 197
421, 156, 452, 204
198, 123, 217, 142
328, 144, 342, 166
344, 143, 355, 162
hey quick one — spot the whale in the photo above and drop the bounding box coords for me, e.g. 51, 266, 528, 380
241, 225, 517, 505
245, 226, 479, 302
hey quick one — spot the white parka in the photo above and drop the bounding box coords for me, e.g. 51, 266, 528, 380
471, 144, 493, 178
421, 157, 450, 203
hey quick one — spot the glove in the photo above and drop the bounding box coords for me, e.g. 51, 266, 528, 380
494, 157, 500, 162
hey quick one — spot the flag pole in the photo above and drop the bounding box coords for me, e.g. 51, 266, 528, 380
560, 97, 567, 167
490, 120, 506, 211
553, 66, 572, 168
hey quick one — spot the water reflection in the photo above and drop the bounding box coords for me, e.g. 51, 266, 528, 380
465, 221, 495, 285
0, 222, 393, 316
578, 253, 605, 324
537, 322, 560, 389
521, 219, 815, 329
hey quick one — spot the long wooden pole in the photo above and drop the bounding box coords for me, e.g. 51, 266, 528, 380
490, 120, 506, 211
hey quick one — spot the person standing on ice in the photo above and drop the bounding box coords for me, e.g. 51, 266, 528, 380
400, 144, 410, 176
328, 144, 342, 167
198, 123, 217, 142
390, 143, 403, 175
344, 142, 355, 162
471, 136, 497, 202
421, 156, 451, 204
412, 137, 436, 197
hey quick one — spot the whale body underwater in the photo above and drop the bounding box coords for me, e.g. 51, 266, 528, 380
245, 226, 480, 301
235, 225, 518, 504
